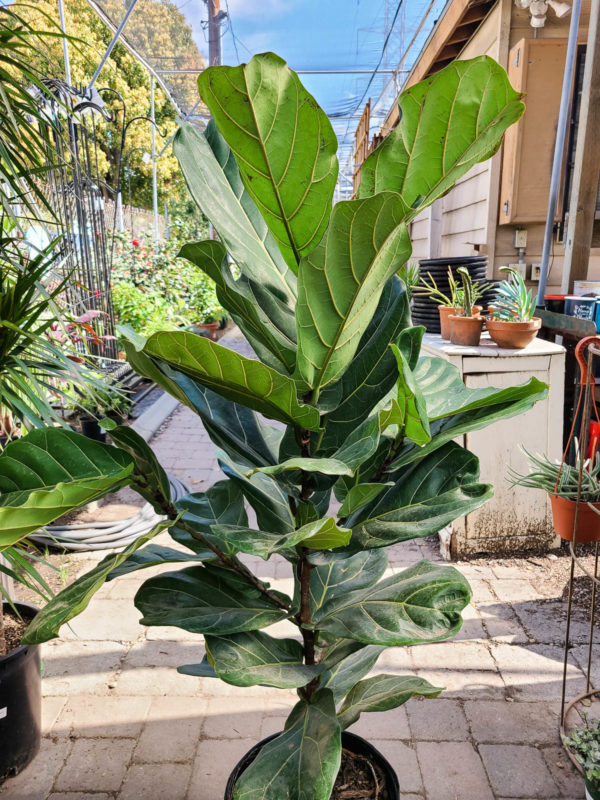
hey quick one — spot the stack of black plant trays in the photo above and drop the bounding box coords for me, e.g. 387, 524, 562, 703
412, 256, 497, 334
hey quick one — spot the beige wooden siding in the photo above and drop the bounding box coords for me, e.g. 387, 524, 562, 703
410, 211, 430, 260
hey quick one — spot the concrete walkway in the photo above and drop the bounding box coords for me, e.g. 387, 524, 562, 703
1, 396, 592, 799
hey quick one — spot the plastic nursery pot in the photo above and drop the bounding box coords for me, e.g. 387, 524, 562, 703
224, 731, 400, 800
196, 321, 219, 341
586, 777, 600, 800
79, 416, 106, 443
448, 314, 484, 347
0, 602, 41, 783
486, 317, 541, 349
549, 494, 600, 544
439, 306, 482, 339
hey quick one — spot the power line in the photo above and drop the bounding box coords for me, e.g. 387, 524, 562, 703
224, 0, 241, 63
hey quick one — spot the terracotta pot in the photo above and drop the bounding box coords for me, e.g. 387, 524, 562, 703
196, 321, 219, 341
448, 314, 483, 346
549, 494, 600, 543
439, 306, 483, 339
486, 317, 541, 349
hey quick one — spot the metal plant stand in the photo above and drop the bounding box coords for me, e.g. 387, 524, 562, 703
560, 339, 600, 773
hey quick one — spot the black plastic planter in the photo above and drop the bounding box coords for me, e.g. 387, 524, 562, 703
0, 602, 41, 783
224, 730, 399, 799
79, 416, 106, 443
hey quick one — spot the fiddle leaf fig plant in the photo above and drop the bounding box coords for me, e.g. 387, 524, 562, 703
0, 53, 547, 799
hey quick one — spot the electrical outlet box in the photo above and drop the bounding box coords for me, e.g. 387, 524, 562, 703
514, 228, 528, 249
531, 263, 541, 280
504, 262, 527, 279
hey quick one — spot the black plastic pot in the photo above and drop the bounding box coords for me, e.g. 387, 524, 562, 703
0, 602, 41, 783
79, 416, 106, 443
224, 730, 399, 799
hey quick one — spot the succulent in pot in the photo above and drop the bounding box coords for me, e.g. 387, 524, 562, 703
486, 267, 541, 349
508, 444, 600, 543
0, 53, 545, 799
563, 713, 600, 799
416, 268, 491, 339
448, 268, 485, 347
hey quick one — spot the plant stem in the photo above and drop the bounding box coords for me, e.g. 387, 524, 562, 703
0, 604, 5, 658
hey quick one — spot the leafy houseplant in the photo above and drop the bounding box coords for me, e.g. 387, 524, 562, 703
0, 53, 546, 798
66, 374, 132, 442
563, 714, 600, 800
487, 267, 541, 349
448, 268, 485, 347
509, 446, 600, 543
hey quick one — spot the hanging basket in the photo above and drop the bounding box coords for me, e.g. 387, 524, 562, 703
549, 494, 600, 543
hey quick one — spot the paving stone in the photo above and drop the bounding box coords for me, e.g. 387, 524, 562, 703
492, 643, 587, 700
202, 696, 266, 740
416, 741, 494, 800
116, 641, 205, 696
411, 641, 498, 672
120, 762, 192, 800
53, 738, 135, 793
513, 600, 589, 645
42, 640, 127, 696
0, 738, 70, 800
189, 738, 255, 800
61, 598, 144, 641
54, 696, 151, 738
479, 744, 559, 798
48, 795, 111, 800
369, 740, 422, 794
477, 602, 530, 643
414, 667, 506, 699
41, 696, 66, 736
406, 698, 469, 741
454, 602, 487, 641
469, 579, 497, 603
541, 745, 586, 797
134, 696, 206, 762
453, 562, 497, 580
465, 699, 558, 744
349, 706, 410, 740
492, 579, 543, 603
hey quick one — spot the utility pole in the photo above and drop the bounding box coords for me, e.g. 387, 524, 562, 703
150, 74, 159, 253
208, 0, 222, 67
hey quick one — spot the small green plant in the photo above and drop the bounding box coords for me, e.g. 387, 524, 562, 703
508, 444, 600, 502
66, 373, 132, 419
456, 267, 475, 317
397, 262, 420, 302
490, 267, 536, 321
563, 713, 600, 797
415, 269, 460, 307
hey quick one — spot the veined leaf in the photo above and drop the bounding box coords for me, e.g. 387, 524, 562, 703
198, 52, 338, 272
347, 442, 491, 549
232, 689, 341, 800
174, 123, 297, 304
249, 457, 352, 479
338, 483, 389, 518
313, 560, 471, 647
359, 56, 525, 216
0, 429, 134, 547
173, 480, 248, 555
106, 544, 215, 579
390, 344, 431, 446
23, 520, 171, 644
321, 643, 386, 704
179, 240, 296, 374
298, 517, 351, 550
306, 549, 388, 616
105, 424, 171, 512
213, 516, 350, 559
135, 564, 289, 635
205, 631, 322, 689
143, 330, 321, 432
337, 674, 442, 730
295, 193, 411, 394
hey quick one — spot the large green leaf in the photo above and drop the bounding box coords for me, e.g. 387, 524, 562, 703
23, 520, 170, 644
105, 424, 171, 512
307, 549, 388, 617
106, 544, 215, 579
317, 280, 413, 453
347, 443, 491, 549
0, 429, 134, 547
135, 564, 289, 635
218, 451, 295, 535
312, 560, 471, 647
232, 689, 341, 800
295, 193, 411, 395
338, 483, 389, 518
337, 675, 442, 730
250, 457, 352, 479
358, 56, 525, 216
390, 344, 431, 446
142, 331, 321, 432
174, 123, 297, 304
173, 480, 248, 555
390, 362, 548, 470
179, 240, 296, 374
198, 52, 339, 272
321, 642, 386, 704
204, 631, 322, 689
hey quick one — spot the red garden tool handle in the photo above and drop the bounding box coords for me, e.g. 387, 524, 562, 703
575, 336, 600, 384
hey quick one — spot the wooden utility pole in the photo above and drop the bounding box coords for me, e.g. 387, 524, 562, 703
208, 0, 222, 67
561, 0, 600, 293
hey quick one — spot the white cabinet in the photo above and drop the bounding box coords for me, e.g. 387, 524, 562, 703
421, 333, 565, 557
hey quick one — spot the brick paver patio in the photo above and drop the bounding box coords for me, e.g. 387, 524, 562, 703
0, 335, 590, 799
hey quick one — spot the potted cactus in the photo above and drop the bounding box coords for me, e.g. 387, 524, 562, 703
486, 267, 541, 349
0, 53, 542, 799
448, 268, 485, 346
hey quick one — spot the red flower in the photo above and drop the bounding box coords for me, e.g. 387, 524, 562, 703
132, 238, 140, 246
